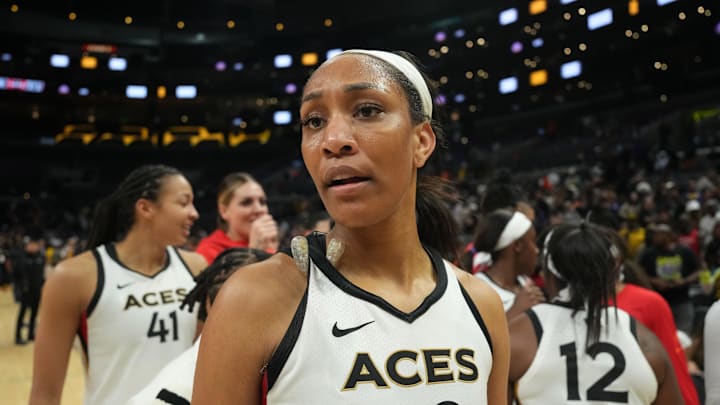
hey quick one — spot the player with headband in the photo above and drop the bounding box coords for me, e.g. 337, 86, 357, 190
193, 49, 509, 404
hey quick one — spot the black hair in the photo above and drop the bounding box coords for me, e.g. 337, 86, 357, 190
415, 176, 461, 261
87, 164, 182, 249
481, 179, 528, 214
543, 222, 618, 348
473, 209, 515, 262
180, 247, 271, 321
377, 51, 461, 260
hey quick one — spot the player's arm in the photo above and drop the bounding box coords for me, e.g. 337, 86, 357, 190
29, 253, 95, 405
635, 321, 683, 405
192, 255, 305, 404
178, 249, 208, 276
506, 311, 538, 405
456, 270, 510, 405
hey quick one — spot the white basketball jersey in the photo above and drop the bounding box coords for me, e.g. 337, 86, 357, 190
474, 272, 517, 311
266, 237, 494, 404
516, 303, 658, 405
79, 244, 197, 405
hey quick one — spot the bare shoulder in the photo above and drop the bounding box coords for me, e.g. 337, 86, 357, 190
210, 252, 307, 349
176, 248, 208, 276
51, 249, 97, 282
452, 266, 503, 313
44, 250, 98, 311
222, 253, 306, 301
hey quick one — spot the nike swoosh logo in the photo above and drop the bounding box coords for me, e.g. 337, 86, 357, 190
116, 282, 135, 289
332, 321, 374, 337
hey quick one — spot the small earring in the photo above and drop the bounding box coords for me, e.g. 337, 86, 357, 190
291, 236, 309, 274
325, 238, 345, 267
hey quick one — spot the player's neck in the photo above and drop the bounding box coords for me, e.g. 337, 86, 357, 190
487, 258, 519, 290
115, 233, 168, 275
329, 224, 430, 289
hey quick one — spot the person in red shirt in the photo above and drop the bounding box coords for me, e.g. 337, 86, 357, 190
196, 172, 278, 263
611, 241, 701, 405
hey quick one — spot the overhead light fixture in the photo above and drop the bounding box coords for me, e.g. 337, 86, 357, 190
80, 55, 98, 69
108, 57, 127, 71
274, 54, 292, 68
126, 85, 148, 99
50, 54, 70, 68
499, 76, 519, 94
499, 8, 519, 25
176, 85, 197, 99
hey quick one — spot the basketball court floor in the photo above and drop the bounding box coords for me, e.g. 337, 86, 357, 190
0, 288, 84, 404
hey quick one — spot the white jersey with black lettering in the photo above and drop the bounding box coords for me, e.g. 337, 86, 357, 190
516, 303, 658, 405
79, 244, 197, 405
265, 236, 494, 405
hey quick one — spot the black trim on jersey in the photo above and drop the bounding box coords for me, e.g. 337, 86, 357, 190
172, 247, 196, 279
266, 288, 309, 391
308, 238, 448, 324
549, 300, 576, 310
478, 272, 516, 294
106, 243, 171, 278
75, 320, 88, 365
629, 316, 638, 341
156, 388, 190, 405
459, 284, 493, 355
86, 249, 105, 317
526, 308, 543, 345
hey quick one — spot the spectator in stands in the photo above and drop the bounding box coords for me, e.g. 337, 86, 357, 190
619, 211, 646, 260
700, 199, 718, 248
638, 223, 700, 333
609, 231, 701, 405
196, 172, 279, 263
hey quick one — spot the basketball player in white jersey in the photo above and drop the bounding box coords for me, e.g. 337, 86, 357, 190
509, 222, 683, 404
193, 50, 510, 404
30, 164, 207, 405
126, 247, 271, 405
473, 208, 545, 318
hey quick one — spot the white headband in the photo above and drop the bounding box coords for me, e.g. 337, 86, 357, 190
335, 49, 433, 119
543, 228, 620, 282
543, 230, 565, 281
494, 211, 532, 251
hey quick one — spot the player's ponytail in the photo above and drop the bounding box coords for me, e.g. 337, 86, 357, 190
416, 175, 460, 261
544, 222, 618, 347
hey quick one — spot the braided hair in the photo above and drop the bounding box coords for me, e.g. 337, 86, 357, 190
180, 247, 271, 321
87, 164, 182, 249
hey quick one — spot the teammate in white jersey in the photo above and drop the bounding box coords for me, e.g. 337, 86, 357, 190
193, 50, 510, 404
127, 247, 271, 405
509, 222, 683, 404
473, 208, 544, 318
30, 164, 207, 405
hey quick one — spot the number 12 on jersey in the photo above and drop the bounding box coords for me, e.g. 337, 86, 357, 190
560, 341, 629, 403
147, 310, 179, 343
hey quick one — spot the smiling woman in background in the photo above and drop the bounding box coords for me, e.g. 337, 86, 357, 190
195, 172, 279, 263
